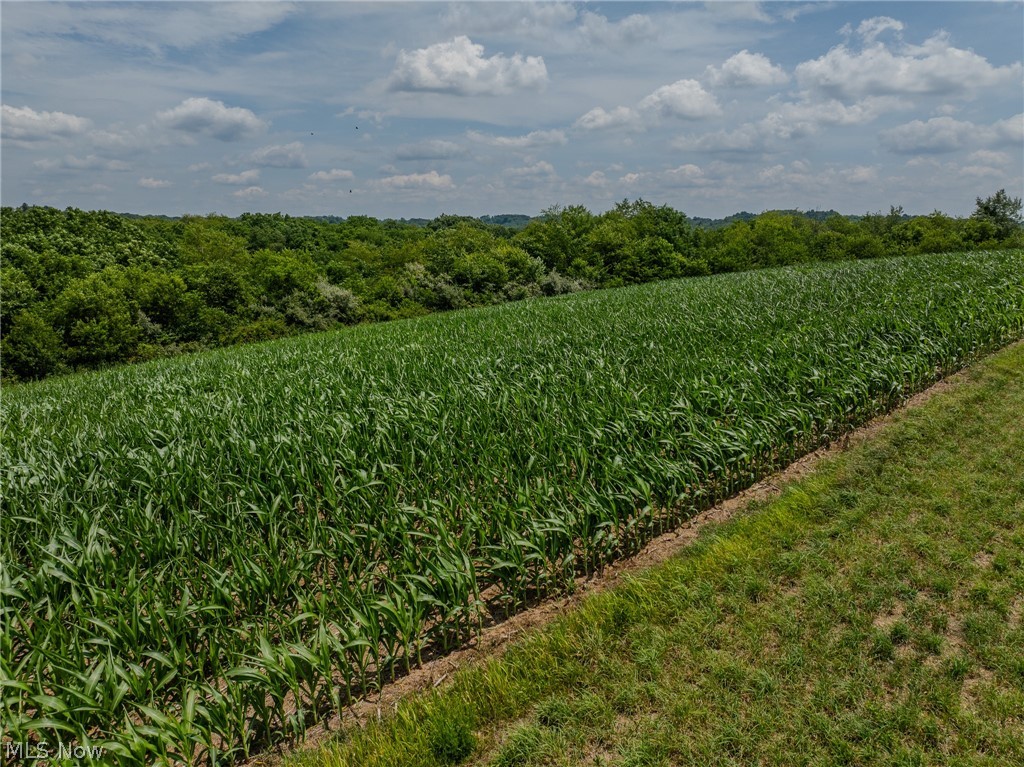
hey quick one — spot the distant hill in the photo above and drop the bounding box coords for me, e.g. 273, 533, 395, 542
479, 214, 533, 229
689, 210, 855, 229
99, 208, 908, 230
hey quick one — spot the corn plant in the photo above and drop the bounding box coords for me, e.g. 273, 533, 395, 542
2, 250, 1022, 764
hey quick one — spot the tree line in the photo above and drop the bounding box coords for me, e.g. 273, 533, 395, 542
2, 191, 1021, 382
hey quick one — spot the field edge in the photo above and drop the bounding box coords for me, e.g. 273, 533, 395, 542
273, 340, 1024, 767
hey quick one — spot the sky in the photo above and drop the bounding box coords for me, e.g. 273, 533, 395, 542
1, 1, 1021, 219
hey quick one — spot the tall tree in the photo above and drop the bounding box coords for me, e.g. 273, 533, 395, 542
972, 189, 1023, 240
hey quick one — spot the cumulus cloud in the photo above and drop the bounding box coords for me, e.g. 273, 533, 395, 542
663, 163, 707, 186
157, 97, 266, 141
308, 168, 355, 182
705, 50, 789, 87
760, 96, 900, 139
796, 30, 1022, 100
574, 106, 640, 131
232, 186, 267, 199
212, 169, 261, 185
467, 129, 567, 149
992, 113, 1024, 146
578, 79, 720, 132
248, 141, 307, 168
395, 139, 466, 161
2, 104, 91, 141
880, 113, 1024, 154
379, 170, 454, 190
880, 117, 974, 154
138, 177, 171, 189
638, 79, 722, 120
389, 36, 547, 96
675, 95, 899, 154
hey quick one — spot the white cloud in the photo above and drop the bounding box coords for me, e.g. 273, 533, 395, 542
705, 50, 788, 87
705, 2, 772, 23
878, 114, 1023, 154
673, 123, 766, 154
579, 79, 720, 133
612, 164, 710, 190
504, 161, 555, 178
760, 96, 900, 139
796, 31, 1022, 100
379, 171, 454, 190
578, 11, 656, 46
6, 2, 296, 54
638, 79, 721, 120
34, 154, 131, 171
157, 97, 266, 141
442, 2, 577, 38
2, 104, 91, 141
880, 117, 973, 154
389, 36, 547, 96
467, 129, 567, 149
840, 165, 879, 183
232, 186, 267, 199
248, 142, 307, 168
855, 17, 904, 44
574, 106, 640, 131
957, 164, 1004, 180
395, 140, 465, 161
663, 164, 707, 186
138, 177, 171, 189
308, 168, 355, 182
992, 113, 1024, 146
89, 128, 144, 151
779, 3, 835, 23
967, 150, 1009, 167
582, 170, 608, 187
187, 162, 211, 172
675, 95, 900, 154
212, 169, 261, 185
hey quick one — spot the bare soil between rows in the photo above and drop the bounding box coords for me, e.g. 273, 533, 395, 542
246, 346, 1010, 766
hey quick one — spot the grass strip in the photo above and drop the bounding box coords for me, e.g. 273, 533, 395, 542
293, 340, 1024, 767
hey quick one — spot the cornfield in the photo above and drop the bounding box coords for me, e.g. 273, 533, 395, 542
2, 251, 1023, 764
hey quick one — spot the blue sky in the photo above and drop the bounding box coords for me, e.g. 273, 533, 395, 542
2, 1, 1021, 218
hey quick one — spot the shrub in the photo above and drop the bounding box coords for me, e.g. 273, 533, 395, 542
0, 311, 64, 380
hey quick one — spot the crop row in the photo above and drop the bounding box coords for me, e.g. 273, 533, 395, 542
2, 250, 1023, 764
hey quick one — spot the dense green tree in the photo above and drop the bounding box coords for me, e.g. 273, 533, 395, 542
1, 311, 64, 380
0, 266, 37, 334
972, 189, 1023, 240
49, 268, 142, 365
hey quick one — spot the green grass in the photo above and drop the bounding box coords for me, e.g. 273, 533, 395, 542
290, 335, 1024, 767
2, 251, 1023, 763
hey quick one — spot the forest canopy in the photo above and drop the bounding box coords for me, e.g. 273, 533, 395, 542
2, 192, 1021, 382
